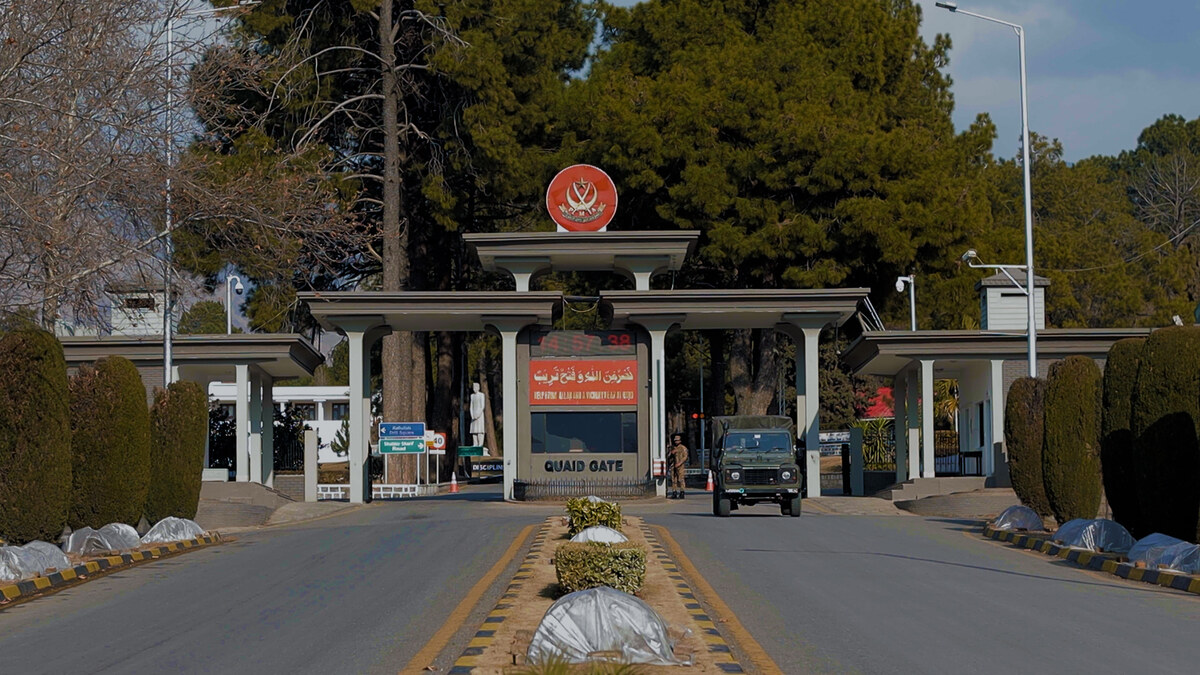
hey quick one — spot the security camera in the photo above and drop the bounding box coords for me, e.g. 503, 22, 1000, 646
234, 279, 245, 295
895, 278, 907, 293
961, 249, 977, 263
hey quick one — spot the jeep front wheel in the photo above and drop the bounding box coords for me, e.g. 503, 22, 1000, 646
786, 495, 801, 517
713, 493, 731, 517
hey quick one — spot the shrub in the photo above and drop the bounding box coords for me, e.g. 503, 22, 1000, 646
1101, 338, 1145, 536
1042, 357, 1104, 523
0, 330, 72, 544
145, 381, 208, 523
1131, 326, 1200, 542
565, 497, 622, 537
1004, 377, 1051, 517
554, 542, 646, 595
69, 356, 151, 528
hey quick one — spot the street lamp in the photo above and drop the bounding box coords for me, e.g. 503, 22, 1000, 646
163, 0, 261, 386
936, 1, 1037, 378
225, 274, 244, 334
895, 275, 916, 331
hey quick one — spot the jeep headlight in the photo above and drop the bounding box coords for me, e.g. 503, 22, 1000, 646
726, 468, 742, 483
780, 466, 800, 483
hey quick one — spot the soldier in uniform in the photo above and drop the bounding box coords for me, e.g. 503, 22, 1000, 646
669, 432, 689, 499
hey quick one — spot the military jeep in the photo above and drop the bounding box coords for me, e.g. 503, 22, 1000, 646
709, 416, 802, 517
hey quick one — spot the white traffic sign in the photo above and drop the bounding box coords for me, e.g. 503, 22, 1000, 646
429, 448, 446, 456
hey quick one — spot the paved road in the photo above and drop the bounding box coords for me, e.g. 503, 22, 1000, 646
6, 488, 1200, 674
0, 488, 550, 675
636, 492, 1200, 674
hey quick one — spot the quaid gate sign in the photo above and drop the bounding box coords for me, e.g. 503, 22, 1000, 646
300, 166, 867, 503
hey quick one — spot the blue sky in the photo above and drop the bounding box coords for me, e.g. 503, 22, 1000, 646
608, 1, 1200, 162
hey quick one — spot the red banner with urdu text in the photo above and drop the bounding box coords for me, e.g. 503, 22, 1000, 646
529, 359, 638, 405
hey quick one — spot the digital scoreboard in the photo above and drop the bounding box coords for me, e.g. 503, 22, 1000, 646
530, 330, 637, 358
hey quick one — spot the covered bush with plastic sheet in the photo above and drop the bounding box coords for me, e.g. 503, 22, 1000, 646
1127, 533, 1200, 574
1051, 518, 1136, 553
0, 541, 71, 581
991, 505, 1045, 532
527, 587, 688, 666
62, 523, 140, 555
140, 517, 204, 544
570, 525, 628, 544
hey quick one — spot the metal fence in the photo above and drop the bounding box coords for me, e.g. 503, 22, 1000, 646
513, 478, 656, 501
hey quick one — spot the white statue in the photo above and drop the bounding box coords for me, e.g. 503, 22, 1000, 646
469, 382, 488, 455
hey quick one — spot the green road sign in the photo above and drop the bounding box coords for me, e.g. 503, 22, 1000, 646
381, 438, 426, 454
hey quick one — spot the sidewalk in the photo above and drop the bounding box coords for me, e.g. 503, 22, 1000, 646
894, 488, 1020, 519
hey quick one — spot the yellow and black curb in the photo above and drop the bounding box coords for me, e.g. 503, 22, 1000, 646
0, 533, 222, 605
639, 522, 747, 674
448, 522, 550, 674
982, 525, 1200, 596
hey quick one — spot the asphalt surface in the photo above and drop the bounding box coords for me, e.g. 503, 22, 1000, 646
636, 492, 1200, 674
5, 487, 1200, 674
0, 487, 552, 675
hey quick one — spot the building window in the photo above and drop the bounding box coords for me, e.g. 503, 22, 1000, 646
330, 403, 349, 420
219, 403, 235, 419
289, 403, 317, 421
123, 297, 156, 310
530, 412, 638, 454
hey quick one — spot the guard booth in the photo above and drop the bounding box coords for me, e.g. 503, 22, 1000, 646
516, 328, 651, 495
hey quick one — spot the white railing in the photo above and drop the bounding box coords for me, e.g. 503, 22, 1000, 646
316, 484, 441, 500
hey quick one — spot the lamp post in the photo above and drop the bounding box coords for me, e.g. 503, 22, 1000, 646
936, 1, 1037, 378
163, 0, 261, 385
895, 275, 916, 331
225, 274, 244, 334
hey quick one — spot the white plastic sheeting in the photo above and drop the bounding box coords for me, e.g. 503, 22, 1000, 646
1052, 518, 1136, 554
570, 526, 628, 544
0, 541, 71, 582
991, 505, 1045, 532
140, 517, 204, 544
583, 496, 607, 503
527, 587, 688, 666
1127, 533, 1200, 574
62, 523, 140, 555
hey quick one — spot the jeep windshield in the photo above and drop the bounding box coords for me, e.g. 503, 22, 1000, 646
723, 431, 791, 453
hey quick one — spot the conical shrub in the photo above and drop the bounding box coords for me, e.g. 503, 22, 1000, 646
146, 381, 208, 522
69, 356, 151, 528
1004, 377, 1051, 517
0, 330, 72, 544
1043, 356, 1103, 523
1130, 326, 1200, 541
1100, 338, 1144, 535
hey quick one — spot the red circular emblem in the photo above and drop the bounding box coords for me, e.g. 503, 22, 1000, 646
546, 164, 618, 232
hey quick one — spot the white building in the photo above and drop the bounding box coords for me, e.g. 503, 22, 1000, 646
208, 383, 351, 464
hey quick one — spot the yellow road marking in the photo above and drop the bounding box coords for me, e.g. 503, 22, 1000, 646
653, 525, 783, 675
399, 523, 535, 675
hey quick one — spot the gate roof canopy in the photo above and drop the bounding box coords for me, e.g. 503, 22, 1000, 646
60, 334, 323, 379
842, 327, 1153, 377
600, 288, 868, 331
465, 231, 699, 289
300, 291, 562, 333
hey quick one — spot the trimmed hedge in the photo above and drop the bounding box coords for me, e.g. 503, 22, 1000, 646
554, 542, 647, 595
565, 497, 622, 537
1100, 338, 1145, 536
1131, 326, 1200, 542
0, 330, 73, 545
145, 381, 208, 523
1004, 377, 1052, 517
1042, 357, 1104, 523
69, 356, 151, 528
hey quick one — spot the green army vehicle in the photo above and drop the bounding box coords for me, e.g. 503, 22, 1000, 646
709, 416, 802, 517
